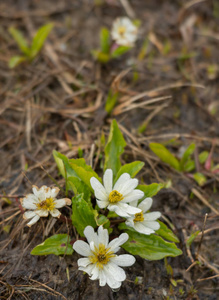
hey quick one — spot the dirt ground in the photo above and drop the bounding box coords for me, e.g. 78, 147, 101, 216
0, 0, 219, 299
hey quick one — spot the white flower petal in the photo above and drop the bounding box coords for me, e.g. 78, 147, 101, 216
96, 199, 109, 209
26, 214, 40, 227
111, 254, 135, 267
79, 264, 95, 276
105, 262, 126, 282
50, 187, 60, 198
108, 233, 129, 252
113, 173, 130, 192
138, 198, 153, 212
84, 226, 98, 247
36, 209, 49, 217
144, 212, 161, 221
21, 195, 38, 209
73, 240, 92, 256
97, 226, 109, 247
54, 198, 71, 208
90, 265, 100, 280
90, 177, 108, 201
99, 269, 107, 286
134, 222, 155, 235
142, 220, 160, 231
23, 211, 37, 219
119, 178, 138, 196
32, 185, 47, 201
50, 209, 61, 218
77, 258, 91, 268
122, 190, 144, 203
103, 169, 113, 194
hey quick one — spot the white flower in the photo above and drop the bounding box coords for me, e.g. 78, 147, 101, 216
90, 169, 144, 217
111, 17, 138, 47
20, 185, 71, 227
73, 225, 135, 289
125, 198, 161, 235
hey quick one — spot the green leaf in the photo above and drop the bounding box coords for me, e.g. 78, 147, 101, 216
149, 143, 180, 171
193, 172, 207, 186
53, 150, 77, 178
105, 90, 118, 114
104, 119, 126, 178
111, 46, 131, 58
8, 27, 30, 56
115, 161, 144, 182
100, 27, 110, 54
199, 151, 209, 164
183, 159, 195, 172
9, 55, 27, 68
71, 194, 97, 236
91, 50, 110, 63
121, 229, 182, 260
186, 230, 200, 247
156, 221, 179, 243
67, 176, 91, 201
30, 23, 53, 58
137, 183, 164, 198
180, 143, 196, 171
69, 158, 101, 190
31, 234, 73, 256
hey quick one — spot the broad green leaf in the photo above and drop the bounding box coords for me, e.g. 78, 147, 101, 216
111, 46, 131, 58
8, 27, 30, 56
193, 172, 207, 186
183, 159, 195, 172
30, 23, 53, 58
67, 176, 91, 201
100, 27, 110, 54
149, 143, 180, 171
105, 90, 118, 114
121, 229, 182, 260
137, 183, 164, 198
156, 221, 179, 243
186, 230, 200, 247
53, 150, 77, 178
71, 194, 97, 236
9, 55, 27, 68
69, 158, 101, 190
104, 119, 126, 177
180, 143, 196, 171
31, 234, 73, 256
115, 161, 145, 182
199, 151, 209, 164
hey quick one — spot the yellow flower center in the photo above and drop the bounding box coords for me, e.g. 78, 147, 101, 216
118, 26, 126, 36
36, 197, 55, 211
89, 243, 115, 269
109, 190, 124, 203
134, 211, 144, 222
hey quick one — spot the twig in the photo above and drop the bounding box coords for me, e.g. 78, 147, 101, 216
196, 213, 208, 259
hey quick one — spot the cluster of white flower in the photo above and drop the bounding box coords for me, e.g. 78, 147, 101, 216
20, 168, 161, 290
90, 169, 161, 235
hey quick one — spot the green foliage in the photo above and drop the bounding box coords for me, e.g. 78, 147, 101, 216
104, 119, 126, 178
193, 172, 207, 186
67, 176, 91, 201
186, 230, 200, 247
156, 221, 179, 243
115, 161, 145, 182
199, 151, 209, 164
30, 23, 53, 58
149, 143, 180, 171
137, 183, 164, 198
100, 27, 110, 54
119, 225, 182, 260
8, 23, 53, 68
71, 194, 97, 236
105, 90, 118, 114
31, 234, 73, 256
180, 143, 195, 171
111, 46, 131, 58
